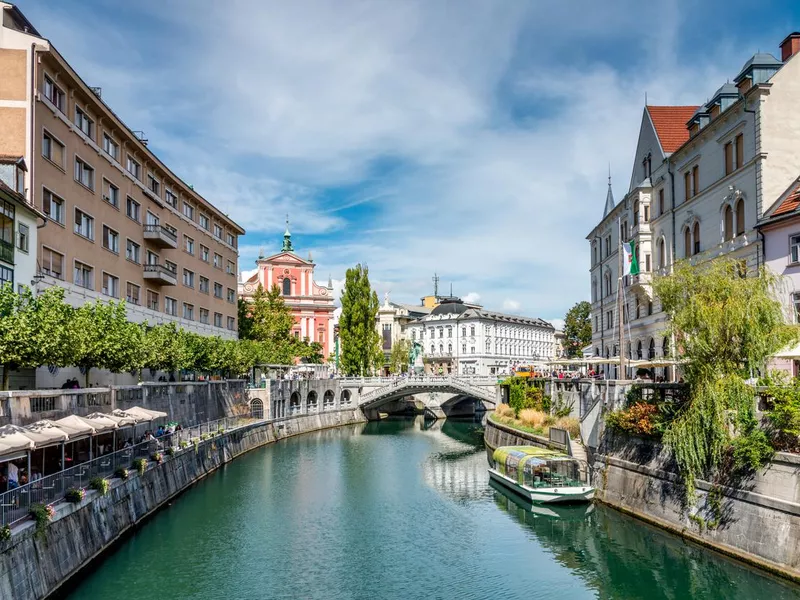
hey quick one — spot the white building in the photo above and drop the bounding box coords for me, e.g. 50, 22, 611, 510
377, 294, 432, 371
587, 32, 800, 379
0, 157, 42, 295
405, 297, 555, 376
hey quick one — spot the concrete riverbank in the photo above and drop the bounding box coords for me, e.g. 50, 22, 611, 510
0, 408, 366, 600
485, 417, 800, 583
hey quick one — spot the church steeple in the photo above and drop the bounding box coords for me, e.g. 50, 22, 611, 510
282, 215, 294, 252
603, 167, 616, 218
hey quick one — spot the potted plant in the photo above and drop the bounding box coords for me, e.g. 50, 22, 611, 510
132, 458, 147, 476
115, 467, 129, 480
166, 446, 176, 457
179, 440, 189, 449
0, 524, 10, 542
65, 487, 86, 503
151, 451, 163, 464
89, 477, 109, 496
30, 503, 55, 539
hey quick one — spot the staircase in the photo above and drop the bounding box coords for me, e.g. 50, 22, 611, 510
569, 436, 590, 484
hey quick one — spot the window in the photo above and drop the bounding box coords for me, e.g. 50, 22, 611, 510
723, 205, 733, 241
164, 297, 177, 316
736, 199, 745, 236
126, 282, 140, 305
200, 308, 209, 324
74, 106, 94, 139
791, 235, 800, 264
658, 189, 665, 216
165, 188, 177, 208
633, 200, 639, 226
184, 235, 195, 255
226, 232, 235, 246
643, 205, 650, 222
102, 272, 119, 298
42, 130, 65, 167
462, 344, 467, 353
213, 223, 223, 239
41, 247, 64, 279
74, 208, 94, 240
592, 243, 597, 265
146, 211, 159, 226
658, 238, 666, 270
645, 254, 651, 272
183, 269, 194, 288
126, 197, 141, 222
226, 260, 235, 275
0, 266, 12, 288
199, 276, 209, 294
164, 223, 177, 238
183, 303, 194, 321
200, 245, 209, 262
214, 312, 223, 328
693, 222, 700, 255
214, 282, 223, 298
692, 166, 699, 197
470, 325, 475, 336
147, 174, 160, 196
102, 225, 119, 253
126, 156, 141, 180
102, 179, 119, 208
605, 235, 611, 258
43, 75, 64, 112
199, 213, 209, 230
74, 157, 95, 190
438, 327, 443, 338
447, 326, 452, 338
146, 290, 159, 311
461, 327, 466, 337
684, 228, 692, 257
146, 251, 158, 266
0, 201, 14, 255
227, 316, 235, 330
227, 288, 235, 303
735, 134, 744, 170
213, 253, 222, 269
74, 261, 94, 289
102, 133, 119, 161
724, 141, 733, 175
16, 224, 28, 253
165, 260, 177, 274
183, 202, 194, 220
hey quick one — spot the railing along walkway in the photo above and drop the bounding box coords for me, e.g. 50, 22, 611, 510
358, 376, 497, 405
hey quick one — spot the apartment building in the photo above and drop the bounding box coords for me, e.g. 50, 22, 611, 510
587, 32, 800, 379
0, 2, 244, 353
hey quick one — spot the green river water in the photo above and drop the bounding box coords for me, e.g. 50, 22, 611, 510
65, 418, 800, 599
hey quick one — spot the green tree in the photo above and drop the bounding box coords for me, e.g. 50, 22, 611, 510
0, 285, 74, 390
389, 339, 411, 374
71, 300, 144, 386
297, 338, 325, 364
237, 297, 254, 340
339, 264, 383, 376
142, 322, 190, 380
563, 301, 591, 358
653, 260, 799, 502
242, 284, 299, 364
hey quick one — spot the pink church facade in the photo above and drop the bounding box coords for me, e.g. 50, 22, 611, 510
238, 227, 336, 361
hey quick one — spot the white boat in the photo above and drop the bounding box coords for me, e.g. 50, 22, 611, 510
488, 446, 594, 504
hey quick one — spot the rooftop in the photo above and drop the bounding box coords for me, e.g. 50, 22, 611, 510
646, 105, 700, 153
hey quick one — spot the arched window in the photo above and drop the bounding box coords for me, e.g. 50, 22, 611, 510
411, 330, 416, 340
636, 340, 643, 360
592, 242, 598, 265
438, 326, 443, 338
307, 391, 317, 410
658, 238, 666, 270
340, 389, 352, 405
250, 398, 264, 419
736, 199, 745, 236
684, 227, 691, 258
693, 222, 700, 255
723, 205, 733, 241
282, 277, 291, 296
430, 344, 435, 354
662, 337, 669, 358
470, 325, 475, 336
448, 343, 452, 354
605, 272, 612, 296
447, 326, 452, 338
633, 200, 639, 226
323, 390, 335, 408
605, 347, 610, 359
439, 344, 443, 353
648, 338, 655, 359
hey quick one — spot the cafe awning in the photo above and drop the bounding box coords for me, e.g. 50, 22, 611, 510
86, 412, 136, 428
773, 342, 800, 359
119, 406, 168, 421
0, 425, 36, 457
77, 415, 118, 435
54, 415, 96, 439
23, 420, 70, 446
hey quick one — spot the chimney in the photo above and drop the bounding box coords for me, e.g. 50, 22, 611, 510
780, 32, 800, 62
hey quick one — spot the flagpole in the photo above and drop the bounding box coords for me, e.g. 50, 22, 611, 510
618, 217, 626, 381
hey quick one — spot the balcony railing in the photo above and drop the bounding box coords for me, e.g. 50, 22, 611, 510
0, 238, 13, 264
142, 224, 178, 249
143, 263, 177, 285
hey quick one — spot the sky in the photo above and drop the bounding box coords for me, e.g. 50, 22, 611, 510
16, 0, 800, 329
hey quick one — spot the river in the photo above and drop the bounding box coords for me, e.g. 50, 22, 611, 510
66, 418, 800, 599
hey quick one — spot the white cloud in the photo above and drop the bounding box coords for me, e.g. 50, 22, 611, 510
239, 268, 258, 282
548, 318, 566, 331
463, 292, 481, 304
502, 299, 521, 313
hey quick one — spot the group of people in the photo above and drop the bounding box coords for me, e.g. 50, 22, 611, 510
59, 378, 81, 389
0, 463, 42, 490
121, 423, 182, 448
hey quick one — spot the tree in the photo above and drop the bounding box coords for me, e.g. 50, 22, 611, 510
339, 264, 383, 376
653, 260, 799, 502
237, 297, 254, 341
389, 339, 411, 374
298, 339, 325, 364
563, 301, 591, 358
71, 300, 144, 387
142, 322, 191, 380
0, 285, 74, 390
241, 284, 300, 364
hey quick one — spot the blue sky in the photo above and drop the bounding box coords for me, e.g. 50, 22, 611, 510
16, 0, 800, 327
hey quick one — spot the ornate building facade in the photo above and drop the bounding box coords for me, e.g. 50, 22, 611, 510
239, 225, 336, 360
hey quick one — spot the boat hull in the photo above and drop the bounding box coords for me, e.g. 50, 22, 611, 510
488, 468, 594, 504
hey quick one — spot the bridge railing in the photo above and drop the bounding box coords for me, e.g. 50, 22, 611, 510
357, 375, 497, 405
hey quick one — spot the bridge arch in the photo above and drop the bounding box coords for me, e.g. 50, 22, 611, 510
323, 390, 335, 409
290, 391, 301, 415
341, 389, 352, 406
307, 390, 318, 412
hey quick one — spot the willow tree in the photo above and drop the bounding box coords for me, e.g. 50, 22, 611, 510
654, 259, 798, 501
339, 264, 383, 376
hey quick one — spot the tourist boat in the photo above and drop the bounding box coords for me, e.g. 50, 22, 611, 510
489, 479, 595, 519
488, 446, 594, 504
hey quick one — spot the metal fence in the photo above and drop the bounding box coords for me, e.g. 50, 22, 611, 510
0, 415, 258, 527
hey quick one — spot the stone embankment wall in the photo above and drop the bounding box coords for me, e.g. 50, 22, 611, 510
483, 417, 568, 453
0, 408, 366, 600
593, 435, 800, 582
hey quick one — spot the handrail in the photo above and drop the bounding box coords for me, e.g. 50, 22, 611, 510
143, 223, 178, 242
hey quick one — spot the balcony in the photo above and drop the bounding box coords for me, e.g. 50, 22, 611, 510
0, 239, 13, 264
143, 263, 177, 286
143, 224, 177, 249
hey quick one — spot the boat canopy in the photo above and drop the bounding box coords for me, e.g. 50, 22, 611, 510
492, 446, 582, 488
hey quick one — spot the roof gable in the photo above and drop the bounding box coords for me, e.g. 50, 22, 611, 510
258, 251, 313, 266
646, 106, 699, 154
767, 178, 800, 218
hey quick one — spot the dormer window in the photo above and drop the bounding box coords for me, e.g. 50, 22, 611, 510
14, 164, 25, 195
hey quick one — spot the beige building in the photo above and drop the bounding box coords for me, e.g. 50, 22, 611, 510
0, 2, 244, 353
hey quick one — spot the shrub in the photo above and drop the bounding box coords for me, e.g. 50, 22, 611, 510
554, 416, 580, 439
114, 468, 129, 480
180, 440, 189, 449
200, 433, 209, 441
30, 503, 55, 539
89, 477, 109, 496
605, 402, 661, 437
151, 452, 163, 464
218, 426, 225, 434
518, 409, 547, 430
495, 404, 514, 418
167, 446, 176, 457
0, 524, 10, 542
552, 393, 575, 418
133, 458, 147, 476
65, 487, 85, 503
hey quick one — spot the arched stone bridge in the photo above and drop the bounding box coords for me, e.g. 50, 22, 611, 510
267, 376, 499, 421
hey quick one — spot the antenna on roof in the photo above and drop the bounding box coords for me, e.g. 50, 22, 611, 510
432, 273, 439, 297
450, 283, 453, 297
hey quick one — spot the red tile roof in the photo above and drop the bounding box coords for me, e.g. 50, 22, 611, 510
773, 184, 800, 216
646, 106, 700, 153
